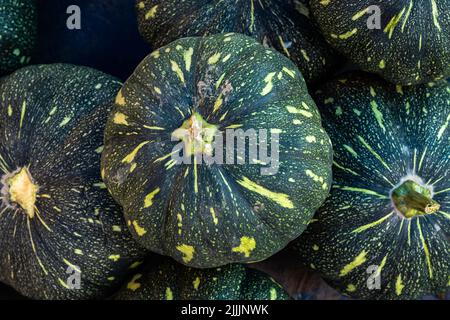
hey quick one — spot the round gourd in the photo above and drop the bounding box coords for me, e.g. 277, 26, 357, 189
310, 0, 450, 85
135, 0, 338, 84
115, 257, 289, 300
0, 0, 37, 75
293, 72, 450, 299
101, 33, 333, 268
0, 64, 145, 299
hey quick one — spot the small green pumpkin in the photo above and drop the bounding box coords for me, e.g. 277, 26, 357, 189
101, 33, 333, 268
310, 0, 450, 85
135, 0, 338, 84
293, 72, 450, 299
0, 0, 37, 75
0, 64, 145, 299
115, 257, 289, 300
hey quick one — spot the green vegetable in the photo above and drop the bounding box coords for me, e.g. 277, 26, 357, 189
310, 0, 450, 85
135, 0, 337, 84
0, 64, 145, 299
115, 257, 289, 300
101, 33, 333, 268
294, 72, 450, 299
0, 0, 37, 75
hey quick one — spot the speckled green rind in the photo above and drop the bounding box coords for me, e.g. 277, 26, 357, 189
0, 64, 146, 300
310, 0, 450, 85
293, 72, 450, 300
114, 257, 289, 300
240, 269, 290, 300
135, 0, 338, 84
0, 0, 37, 76
101, 33, 333, 268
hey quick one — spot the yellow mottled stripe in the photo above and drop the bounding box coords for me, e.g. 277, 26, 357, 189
237, 176, 294, 209
339, 250, 368, 277
417, 219, 433, 278
122, 141, 150, 164
352, 212, 393, 233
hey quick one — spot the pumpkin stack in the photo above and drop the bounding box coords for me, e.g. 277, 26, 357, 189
0, 0, 448, 301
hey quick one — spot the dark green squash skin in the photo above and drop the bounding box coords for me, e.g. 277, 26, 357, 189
293, 72, 450, 300
101, 34, 333, 268
0, 64, 145, 300
135, 0, 338, 84
310, 0, 450, 85
114, 257, 289, 300
0, 0, 37, 76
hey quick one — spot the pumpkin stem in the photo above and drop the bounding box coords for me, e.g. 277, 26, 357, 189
391, 180, 440, 218
172, 112, 218, 157
4, 167, 38, 219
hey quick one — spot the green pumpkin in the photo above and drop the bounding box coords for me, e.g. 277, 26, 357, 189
115, 257, 289, 300
293, 72, 450, 299
101, 33, 333, 268
0, 64, 145, 299
0, 0, 37, 75
135, 0, 337, 84
310, 0, 450, 85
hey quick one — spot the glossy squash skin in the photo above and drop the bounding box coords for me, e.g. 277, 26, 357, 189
0, 64, 145, 300
135, 0, 338, 84
310, 0, 450, 85
115, 257, 289, 300
101, 33, 333, 268
0, 0, 37, 76
293, 73, 450, 299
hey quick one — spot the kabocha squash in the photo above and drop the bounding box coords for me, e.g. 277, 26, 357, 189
293, 72, 450, 299
115, 257, 289, 300
0, 0, 37, 75
101, 33, 333, 268
0, 64, 145, 299
310, 0, 450, 85
135, 0, 337, 84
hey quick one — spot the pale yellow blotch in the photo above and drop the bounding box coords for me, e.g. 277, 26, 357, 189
261, 72, 277, 96
115, 90, 126, 106
132, 220, 147, 237
346, 284, 356, 292
210, 207, 219, 225
144, 188, 160, 208
208, 53, 221, 65
59, 116, 71, 127
193, 277, 201, 290
232, 236, 256, 258
122, 141, 150, 164
127, 274, 142, 291
176, 244, 195, 263
113, 112, 129, 125
166, 287, 173, 300
395, 274, 404, 296
237, 176, 294, 209
270, 288, 277, 300
339, 250, 368, 277
108, 254, 120, 262
286, 106, 313, 118
183, 47, 194, 71
145, 5, 158, 20
171, 60, 185, 84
